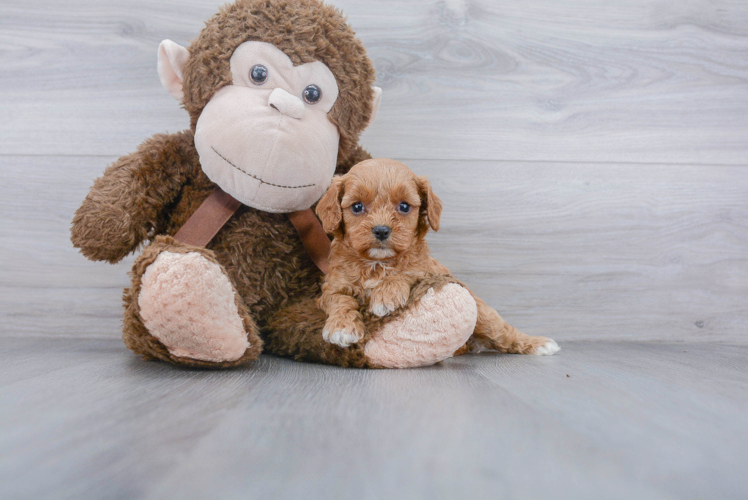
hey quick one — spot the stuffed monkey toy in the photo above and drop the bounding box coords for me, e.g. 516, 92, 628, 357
71, 0, 511, 369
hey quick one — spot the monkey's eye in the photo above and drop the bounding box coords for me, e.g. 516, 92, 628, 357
398, 202, 411, 214
250, 65, 268, 85
351, 202, 364, 214
303, 84, 322, 104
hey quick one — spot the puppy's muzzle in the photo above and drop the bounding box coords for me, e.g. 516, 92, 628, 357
372, 225, 391, 241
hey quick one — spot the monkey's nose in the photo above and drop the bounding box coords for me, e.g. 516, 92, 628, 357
372, 226, 391, 241
267, 88, 305, 119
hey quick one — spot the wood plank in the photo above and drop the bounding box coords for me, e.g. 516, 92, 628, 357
1, 155, 746, 342
0, 154, 131, 337
1, 338, 746, 499
1, 0, 747, 163
414, 159, 748, 343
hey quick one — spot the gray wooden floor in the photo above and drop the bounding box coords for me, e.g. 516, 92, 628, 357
2, 0, 748, 498
1, 338, 747, 500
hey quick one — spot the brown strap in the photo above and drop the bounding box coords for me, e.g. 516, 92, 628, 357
287, 209, 331, 275
174, 187, 242, 247
174, 187, 331, 274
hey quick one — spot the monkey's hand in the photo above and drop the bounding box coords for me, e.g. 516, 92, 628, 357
368, 275, 413, 317
71, 131, 195, 263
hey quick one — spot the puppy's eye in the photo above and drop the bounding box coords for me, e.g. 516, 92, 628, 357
250, 65, 268, 85
303, 84, 322, 104
398, 202, 411, 214
351, 202, 364, 214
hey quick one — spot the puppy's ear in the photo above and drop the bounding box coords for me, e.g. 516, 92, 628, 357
417, 176, 442, 233
316, 176, 345, 233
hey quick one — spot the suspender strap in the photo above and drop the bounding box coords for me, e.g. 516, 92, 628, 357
173, 187, 331, 274
287, 209, 331, 275
174, 187, 242, 248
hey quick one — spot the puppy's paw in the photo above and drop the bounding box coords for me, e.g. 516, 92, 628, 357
323, 315, 365, 347
369, 301, 394, 317
369, 283, 410, 317
533, 339, 560, 356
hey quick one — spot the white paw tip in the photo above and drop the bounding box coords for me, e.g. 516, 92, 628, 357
369, 302, 392, 317
535, 340, 560, 356
324, 329, 361, 348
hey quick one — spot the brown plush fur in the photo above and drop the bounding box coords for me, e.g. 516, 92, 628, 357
315, 159, 554, 355
71, 0, 381, 368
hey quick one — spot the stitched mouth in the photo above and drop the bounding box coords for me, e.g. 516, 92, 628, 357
211, 146, 315, 189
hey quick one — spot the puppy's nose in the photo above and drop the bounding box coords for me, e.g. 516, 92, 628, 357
372, 225, 391, 241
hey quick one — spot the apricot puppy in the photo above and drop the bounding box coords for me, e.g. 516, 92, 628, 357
316, 158, 559, 356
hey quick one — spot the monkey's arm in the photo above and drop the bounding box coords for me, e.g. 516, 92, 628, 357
71, 130, 197, 263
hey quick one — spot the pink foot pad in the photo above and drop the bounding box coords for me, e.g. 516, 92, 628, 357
364, 284, 477, 368
138, 251, 249, 362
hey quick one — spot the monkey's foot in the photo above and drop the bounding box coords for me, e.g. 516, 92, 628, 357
364, 284, 478, 368
264, 275, 476, 369
137, 250, 255, 363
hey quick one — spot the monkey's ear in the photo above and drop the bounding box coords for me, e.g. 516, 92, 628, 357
417, 176, 442, 233
316, 176, 345, 234
157, 40, 190, 101
364, 86, 383, 130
